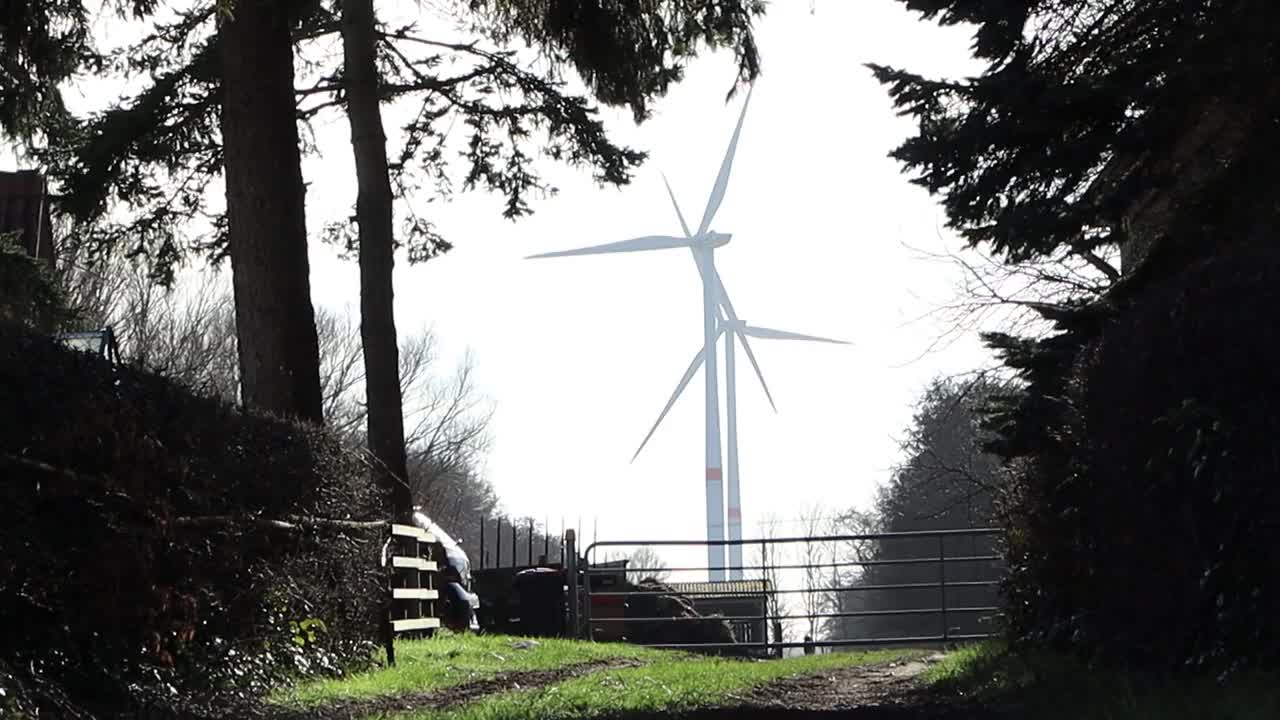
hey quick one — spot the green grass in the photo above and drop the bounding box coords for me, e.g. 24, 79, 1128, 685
921, 642, 1010, 688
376, 648, 920, 720
271, 632, 669, 707
925, 642, 1280, 720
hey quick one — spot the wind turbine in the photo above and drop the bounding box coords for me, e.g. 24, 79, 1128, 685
525, 88, 755, 581
641, 89, 847, 579
631, 316, 848, 580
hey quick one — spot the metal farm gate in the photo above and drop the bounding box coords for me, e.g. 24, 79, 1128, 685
574, 529, 1003, 654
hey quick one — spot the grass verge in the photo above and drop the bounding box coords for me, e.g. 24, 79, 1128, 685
925, 642, 1280, 720
379, 648, 920, 720
271, 632, 669, 707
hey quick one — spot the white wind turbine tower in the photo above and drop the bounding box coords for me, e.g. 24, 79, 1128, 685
525, 88, 755, 581
527, 87, 846, 581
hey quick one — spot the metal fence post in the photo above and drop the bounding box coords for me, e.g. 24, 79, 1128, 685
759, 538, 770, 655
565, 529, 580, 638
938, 534, 949, 642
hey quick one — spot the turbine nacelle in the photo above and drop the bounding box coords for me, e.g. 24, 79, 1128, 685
699, 231, 732, 249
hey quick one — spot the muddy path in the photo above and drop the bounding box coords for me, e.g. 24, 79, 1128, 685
266, 654, 1000, 720
623, 656, 998, 720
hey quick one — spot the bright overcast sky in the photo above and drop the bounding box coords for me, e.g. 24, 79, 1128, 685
12, 1, 995, 557
300, 0, 992, 549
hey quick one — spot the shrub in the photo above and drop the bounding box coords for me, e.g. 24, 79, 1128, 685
0, 323, 387, 717
0, 234, 64, 330
987, 238, 1280, 672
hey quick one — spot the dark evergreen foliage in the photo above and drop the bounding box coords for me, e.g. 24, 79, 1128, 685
37, 0, 762, 281
0, 233, 65, 330
0, 323, 385, 717
38, 7, 224, 282
877, 0, 1280, 670
0, 0, 100, 141
871, 0, 1280, 263
467, 0, 763, 121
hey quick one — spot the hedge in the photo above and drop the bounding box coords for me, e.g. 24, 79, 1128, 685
0, 323, 387, 718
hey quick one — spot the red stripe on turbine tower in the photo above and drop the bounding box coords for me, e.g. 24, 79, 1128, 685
706, 468, 722, 481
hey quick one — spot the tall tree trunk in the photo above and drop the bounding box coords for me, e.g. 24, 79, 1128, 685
341, 0, 412, 522
218, 0, 324, 422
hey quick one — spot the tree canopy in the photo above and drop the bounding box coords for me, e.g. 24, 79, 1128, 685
467, 0, 762, 121
35, 0, 764, 280
876, 0, 1280, 670
0, 0, 98, 141
871, 0, 1280, 267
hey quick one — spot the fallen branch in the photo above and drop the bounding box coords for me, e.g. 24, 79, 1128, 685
1, 451, 102, 486
172, 514, 387, 532
3, 452, 385, 533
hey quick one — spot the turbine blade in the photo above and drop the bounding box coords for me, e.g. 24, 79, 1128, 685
713, 267, 739, 320
742, 324, 850, 344
697, 84, 753, 234
662, 173, 693, 238
631, 346, 706, 462
736, 331, 777, 413
525, 235, 689, 259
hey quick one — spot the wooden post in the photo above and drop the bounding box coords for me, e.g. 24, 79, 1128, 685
387, 524, 442, 648
383, 524, 397, 666
424, 535, 436, 629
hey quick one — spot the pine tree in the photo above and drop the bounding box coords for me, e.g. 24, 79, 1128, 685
832, 376, 1005, 643
874, 0, 1280, 668
33, 0, 763, 517
870, 0, 1280, 268
41, 0, 764, 271
0, 0, 100, 142
339, 0, 412, 519
219, 0, 324, 420
4, 1, 324, 419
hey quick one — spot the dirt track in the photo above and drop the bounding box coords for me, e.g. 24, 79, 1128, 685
270, 655, 992, 719
665, 657, 992, 719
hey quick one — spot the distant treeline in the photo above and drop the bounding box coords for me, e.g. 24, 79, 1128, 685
824, 376, 1004, 645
